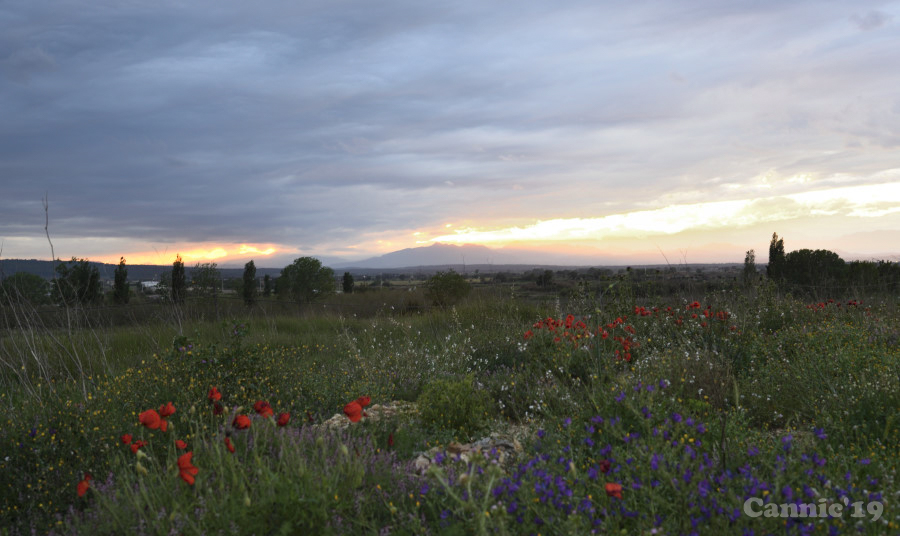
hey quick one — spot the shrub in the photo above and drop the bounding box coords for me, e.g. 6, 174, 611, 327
417, 375, 488, 438
424, 270, 470, 307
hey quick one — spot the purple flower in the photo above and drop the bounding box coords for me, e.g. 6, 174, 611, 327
859, 458, 871, 465
814, 427, 827, 440
563, 418, 572, 428
671, 413, 683, 423
537, 429, 545, 439
615, 391, 626, 402
747, 446, 759, 457
781, 434, 793, 451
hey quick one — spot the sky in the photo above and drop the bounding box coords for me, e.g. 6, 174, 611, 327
2, 0, 899, 268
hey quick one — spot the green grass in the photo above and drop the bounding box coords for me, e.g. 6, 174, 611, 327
1, 286, 898, 534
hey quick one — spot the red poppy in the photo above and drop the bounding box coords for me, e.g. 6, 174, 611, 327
175, 439, 187, 450
158, 402, 176, 418
233, 414, 251, 430
177, 452, 199, 485
213, 402, 224, 415
253, 400, 274, 419
121, 434, 132, 445
598, 459, 611, 473
139, 409, 162, 430
356, 396, 371, 408
77, 473, 92, 497
130, 440, 146, 454
523, 330, 534, 340
605, 482, 623, 499
224, 436, 235, 454
343, 401, 362, 423
388, 433, 394, 448
276, 412, 290, 427
306, 410, 314, 424
208, 387, 222, 402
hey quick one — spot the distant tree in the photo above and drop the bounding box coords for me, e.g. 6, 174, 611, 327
113, 257, 130, 304
263, 274, 273, 297
242, 260, 258, 306
277, 257, 335, 304
425, 270, 471, 307
1, 272, 50, 305
783, 249, 846, 290
536, 270, 554, 288
192, 263, 221, 298
342, 271, 354, 294
172, 255, 186, 304
742, 249, 756, 285
767, 233, 785, 281
50, 257, 102, 306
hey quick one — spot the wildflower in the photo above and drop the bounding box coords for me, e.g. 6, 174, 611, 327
208, 387, 222, 402
233, 415, 251, 430
177, 452, 199, 485
306, 411, 315, 424
814, 427, 827, 440
120, 434, 132, 445
130, 440, 147, 454
344, 401, 363, 423
139, 409, 162, 430
175, 439, 187, 450
224, 436, 235, 454
213, 402, 224, 415
253, 400, 274, 419
605, 482, 623, 499
276, 412, 290, 427
77, 473, 92, 497
524, 330, 534, 340
159, 402, 176, 418
598, 459, 611, 473
356, 396, 371, 408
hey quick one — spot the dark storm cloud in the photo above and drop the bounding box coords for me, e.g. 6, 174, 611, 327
1, 0, 899, 259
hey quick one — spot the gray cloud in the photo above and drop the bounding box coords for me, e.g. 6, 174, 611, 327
1, 0, 899, 261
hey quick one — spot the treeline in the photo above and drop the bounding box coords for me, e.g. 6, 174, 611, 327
760, 233, 900, 296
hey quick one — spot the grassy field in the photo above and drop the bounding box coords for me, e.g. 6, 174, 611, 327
1, 281, 898, 535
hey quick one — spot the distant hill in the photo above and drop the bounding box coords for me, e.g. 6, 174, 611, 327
329, 243, 526, 270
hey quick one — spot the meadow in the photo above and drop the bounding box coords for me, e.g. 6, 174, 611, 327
1, 278, 898, 535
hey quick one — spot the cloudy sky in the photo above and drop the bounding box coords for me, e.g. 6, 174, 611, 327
2, 0, 899, 268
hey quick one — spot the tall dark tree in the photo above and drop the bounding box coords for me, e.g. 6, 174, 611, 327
50, 257, 102, 306
263, 274, 273, 297
113, 257, 130, 304
742, 249, 756, 285
172, 255, 186, 304
242, 260, 258, 306
277, 257, 335, 304
342, 271, 354, 294
767, 233, 785, 281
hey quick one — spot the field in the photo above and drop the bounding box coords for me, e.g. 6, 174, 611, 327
1, 278, 898, 535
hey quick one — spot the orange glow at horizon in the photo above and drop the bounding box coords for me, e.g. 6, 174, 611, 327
93, 243, 281, 266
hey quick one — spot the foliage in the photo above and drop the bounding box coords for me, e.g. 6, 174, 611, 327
424, 270, 471, 307
742, 249, 755, 284
242, 260, 257, 306
276, 257, 335, 304
112, 257, 129, 305
766, 232, 785, 281
50, 257, 102, 306
342, 271, 354, 294
263, 274, 273, 297
171, 255, 185, 304
191, 263, 221, 298
417, 375, 489, 438
0, 271, 50, 305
